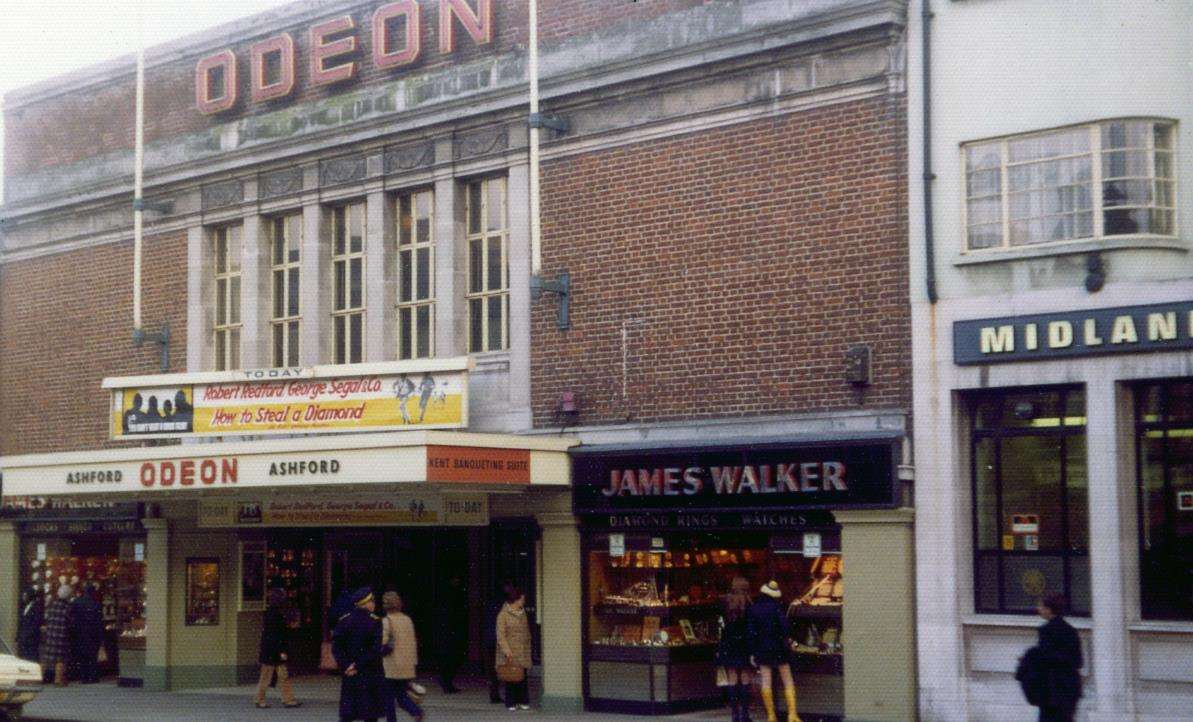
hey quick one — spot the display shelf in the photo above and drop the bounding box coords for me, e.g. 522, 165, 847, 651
593, 601, 719, 620
788, 603, 842, 620
588, 642, 716, 664
789, 650, 844, 675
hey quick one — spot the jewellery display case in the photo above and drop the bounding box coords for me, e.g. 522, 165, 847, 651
582, 531, 844, 715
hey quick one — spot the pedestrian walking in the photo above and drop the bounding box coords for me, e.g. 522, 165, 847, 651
435, 575, 466, 694
717, 577, 754, 722
17, 589, 43, 663
68, 584, 104, 683
333, 588, 388, 722
254, 588, 301, 709
495, 586, 532, 712
380, 592, 423, 722
747, 581, 802, 722
1027, 593, 1083, 722
42, 585, 73, 686
486, 580, 516, 704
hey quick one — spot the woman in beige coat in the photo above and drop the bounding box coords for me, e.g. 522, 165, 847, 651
495, 588, 533, 711
380, 592, 423, 722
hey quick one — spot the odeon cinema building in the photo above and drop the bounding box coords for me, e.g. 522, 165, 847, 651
0, 1, 915, 718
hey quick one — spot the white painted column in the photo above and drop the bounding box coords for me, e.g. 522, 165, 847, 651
186, 226, 208, 372
1085, 376, 1131, 721
364, 189, 389, 362
913, 316, 969, 722
143, 518, 170, 691
239, 214, 266, 369
506, 163, 532, 427
433, 173, 463, 357
535, 511, 583, 713
0, 522, 20, 651
299, 202, 326, 366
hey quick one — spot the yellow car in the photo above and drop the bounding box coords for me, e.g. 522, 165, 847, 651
0, 638, 41, 721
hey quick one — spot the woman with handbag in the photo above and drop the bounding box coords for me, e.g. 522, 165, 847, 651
495, 587, 532, 712
717, 577, 754, 722
380, 592, 424, 722
255, 588, 301, 709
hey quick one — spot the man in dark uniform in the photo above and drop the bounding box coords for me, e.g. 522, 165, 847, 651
69, 584, 104, 683
332, 588, 387, 722
1035, 593, 1083, 722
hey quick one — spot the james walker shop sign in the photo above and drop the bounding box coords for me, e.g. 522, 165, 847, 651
104, 359, 469, 440
572, 439, 900, 517
954, 300, 1193, 365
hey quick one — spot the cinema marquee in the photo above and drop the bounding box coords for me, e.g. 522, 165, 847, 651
195, 0, 493, 114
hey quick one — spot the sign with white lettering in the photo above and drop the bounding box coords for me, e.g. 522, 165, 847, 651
107, 361, 469, 439
571, 439, 899, 514
803, 532, 822, 558
609, 533, 625, 557
953, 301, 1193, 365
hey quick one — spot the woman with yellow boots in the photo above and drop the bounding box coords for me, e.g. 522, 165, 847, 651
747, 581, 802, 722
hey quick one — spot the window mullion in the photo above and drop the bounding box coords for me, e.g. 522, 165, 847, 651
1091, 124, 1104, 238
1000, 141, 1010, 249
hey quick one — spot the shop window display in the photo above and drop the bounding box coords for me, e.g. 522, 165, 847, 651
21, 538, 148, 643
584, 531, 843, 714
1136, 379, 1193, 620
970, 387, 1090, 615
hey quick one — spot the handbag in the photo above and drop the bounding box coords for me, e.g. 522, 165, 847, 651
496, 662, 525, 683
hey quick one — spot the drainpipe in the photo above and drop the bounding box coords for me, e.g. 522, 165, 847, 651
130, 46, 170, 371
133, 47, 145, 331
921, 0, 938, 304
529, 0, 542, 276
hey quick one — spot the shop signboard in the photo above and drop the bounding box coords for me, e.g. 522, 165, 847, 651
953, 300, 1193, 365
105, 359, 470, 440
196, 493, 488, 527
572, 437, 900, 515
0, 496, 141, 521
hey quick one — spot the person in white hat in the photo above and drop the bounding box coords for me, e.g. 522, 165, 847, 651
747, 581, 802, 722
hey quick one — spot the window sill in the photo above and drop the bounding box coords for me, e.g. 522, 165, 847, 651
1129, 621, 1193, 635
953, 235, 1187, 266
962, 614, 1092, 630
470, 350, 510, 373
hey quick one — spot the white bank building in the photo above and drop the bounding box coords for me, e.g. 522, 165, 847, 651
908, 1, 1193, 721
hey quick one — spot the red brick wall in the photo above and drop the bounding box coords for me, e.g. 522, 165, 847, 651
0, 233, 188, 455
3, 0, 710, 181
531, 95, 909, 427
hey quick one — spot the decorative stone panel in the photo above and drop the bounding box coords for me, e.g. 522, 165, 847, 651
319, 155, 367, 186
200, 180, 244, 210
384, 143, 436, 174
259, 167, 304, 199
453, 127, 508, 161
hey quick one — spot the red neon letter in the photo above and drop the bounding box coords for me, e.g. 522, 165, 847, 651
310, 16, 358, 86
222, 458, 239, 484
373, 1, 421, 70
140, 463, 156, 488
250, 33, 296, 103
439, 0, 492, 54
195, 50, 237, 114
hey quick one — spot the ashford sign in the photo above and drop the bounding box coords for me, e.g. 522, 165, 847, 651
954, 301, 1193, 365
195, 0, 492, 114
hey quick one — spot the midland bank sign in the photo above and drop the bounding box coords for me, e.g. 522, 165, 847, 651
195, 0, 493, 114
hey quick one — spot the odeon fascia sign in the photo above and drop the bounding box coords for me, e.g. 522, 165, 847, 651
195, 0, 493, 114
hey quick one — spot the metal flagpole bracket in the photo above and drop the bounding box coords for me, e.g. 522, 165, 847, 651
530, 271, 571, 330
133, 323, 171, 372
528, 112, 569, 135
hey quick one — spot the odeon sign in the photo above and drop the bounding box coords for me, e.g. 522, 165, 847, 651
195, 0, 492, 114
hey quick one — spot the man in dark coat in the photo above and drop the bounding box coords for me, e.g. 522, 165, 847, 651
333, 588, 387, 722
436, 575, 467, 694
69, 584, 105, 683
17, 589, 43, 662
1034, 593, 1083, 722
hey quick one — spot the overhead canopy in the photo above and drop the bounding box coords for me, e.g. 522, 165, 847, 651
0, 431, 576, 501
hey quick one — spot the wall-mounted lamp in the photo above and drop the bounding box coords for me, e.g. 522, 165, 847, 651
530, 271, 571, 330
1085, 253, 1105, 293
844, 344, 872, 386
555, 391, 579, 426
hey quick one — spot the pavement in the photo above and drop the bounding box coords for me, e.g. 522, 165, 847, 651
18, 675, 740, 722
